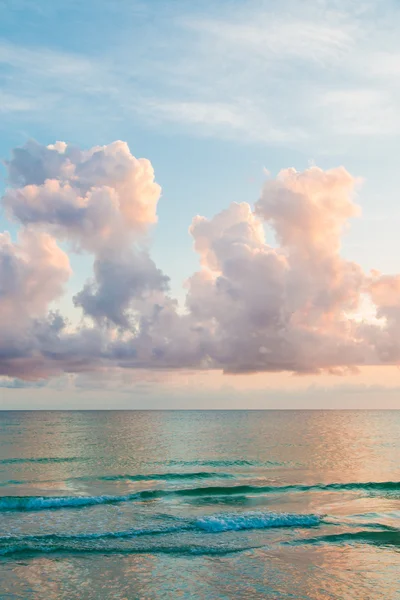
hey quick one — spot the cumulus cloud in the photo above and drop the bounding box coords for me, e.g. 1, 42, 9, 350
185, 170, 369, 374
1, 139, 399, 382
73, 250, 170, 328
0, 229, 70, 324
4, 140, 161, 250
3, 139, 166, 328
0, 229, 71, 379
363, 272, 400, 363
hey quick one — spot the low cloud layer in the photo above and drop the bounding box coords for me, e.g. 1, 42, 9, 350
0, 140, 398, 381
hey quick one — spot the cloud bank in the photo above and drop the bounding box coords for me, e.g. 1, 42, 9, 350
0, 140, 398, 381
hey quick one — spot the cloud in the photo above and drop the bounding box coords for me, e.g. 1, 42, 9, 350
73, 250, 169, 328
0, 377, 47, 389
363, 272, 400, 363
185, 168, 369, 374
0, 228, 71, 379
4, 140, 165, 329
4, 140, 161, 243
1, 138, 400, 382
0, 229, 71, 323
2, 1, 400, 148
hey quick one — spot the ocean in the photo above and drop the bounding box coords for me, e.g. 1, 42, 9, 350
0, 410, 399, 599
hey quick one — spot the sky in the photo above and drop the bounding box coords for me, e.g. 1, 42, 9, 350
1, 0, 400, 408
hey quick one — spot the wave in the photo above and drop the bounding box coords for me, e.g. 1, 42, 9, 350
0, 525, 189, 544
90, 471, 234, 482
155, 480, 400, 498
173, 480, 400, 497
0, 494, 132, 511
1, 458, 284, 469
306, 481, 400, 493
0, 512, 321, 549
298, 529, 400, 548
0, 457, 84, 465
1, 480, 398, 512
0, 543, 252, 559
151, 459, 282, 467
2, 527, 398, 559
0, 488, 261, 512
0, 471, 233, 488
195, 511, 321, 532
0, 511, 320, 545
0, 510, 321, 558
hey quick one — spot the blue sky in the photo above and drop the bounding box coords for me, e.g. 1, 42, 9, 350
2, 0, 400, 407
2, 0, 400, 285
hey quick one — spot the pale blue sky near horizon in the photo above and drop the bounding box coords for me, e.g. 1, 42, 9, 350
2, 0, 400, 407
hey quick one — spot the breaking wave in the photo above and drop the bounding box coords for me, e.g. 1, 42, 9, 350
0, 481, 398, 512
0, 510, 321, 557
195, 511, 321, 532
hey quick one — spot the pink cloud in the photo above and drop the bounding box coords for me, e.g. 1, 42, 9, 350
0, 140, 399, 382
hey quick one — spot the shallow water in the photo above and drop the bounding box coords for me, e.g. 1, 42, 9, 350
0, 410, 399, 599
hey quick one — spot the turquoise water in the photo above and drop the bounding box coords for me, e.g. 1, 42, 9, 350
0, 410, 399, 599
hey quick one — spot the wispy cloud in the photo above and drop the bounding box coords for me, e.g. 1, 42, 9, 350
1, 1, 400, 147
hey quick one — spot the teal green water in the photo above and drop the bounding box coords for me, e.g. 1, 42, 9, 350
0, 410, 399, 599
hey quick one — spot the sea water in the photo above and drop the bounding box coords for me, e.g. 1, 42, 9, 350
0, 410, 399, 599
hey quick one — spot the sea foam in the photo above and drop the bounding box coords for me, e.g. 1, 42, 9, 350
195, 511, 321, 532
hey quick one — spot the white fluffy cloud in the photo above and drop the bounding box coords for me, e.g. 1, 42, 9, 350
0, 139, 399, 381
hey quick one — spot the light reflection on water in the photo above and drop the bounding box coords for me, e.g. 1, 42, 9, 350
0, 410, 399, 599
